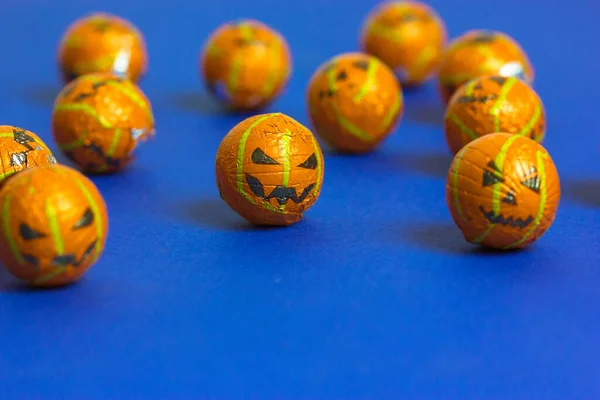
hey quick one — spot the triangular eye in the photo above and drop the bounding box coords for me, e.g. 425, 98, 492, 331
352, 60, 369, 70
470, 32, 496, 43
483, 170, 503, 186
521, 166, 540, 193
336, 70, 347, 81
489, 76, 507, 86
399, 13, 418, 22
19, 223, 46, 240
298, 153, 318, 169
74, 208, 94, 229
487, 160, 500, 171
251, 148, 279, 165
502, 190, 517, 205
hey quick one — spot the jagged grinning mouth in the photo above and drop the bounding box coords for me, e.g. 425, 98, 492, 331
479, 206, 533, 229
246, 173, 315, 206
21, 240, 98, 268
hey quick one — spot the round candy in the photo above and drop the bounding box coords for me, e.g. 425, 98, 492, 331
201, 19, 292, 111
57, 12, 148, 83
0, 125, 57, 186
215, 113, 324, 226
438, 30, 533, 104
306, 52, 403, 154
360, 0, 447, 86
446, 132, 560, 250
51, 73, 155, 174
0, 164, 108, 287
444, 75, 546, 154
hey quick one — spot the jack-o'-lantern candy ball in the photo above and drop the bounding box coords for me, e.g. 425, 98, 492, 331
438, 30, 534, 104
0, 126, 57, 186
307, 52, 403, 154
446, 132, 560, 250
51, 72, 155, 174
0, 164, 108, 287
216, 113, 324, 226
57, 12, 148, 83
360, 0, 447, 86
201, 19, 292, 111
444, 75, 546, 154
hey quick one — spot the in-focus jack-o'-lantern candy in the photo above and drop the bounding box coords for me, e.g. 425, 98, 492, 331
446, 132, 560, 250
438, 30, 533, 104
0, 164, 108, 287
360, 0, 447, 86
52, 72, 155, 174
216, 113, 324, 226
57, 12, 148, 83
201, 19, 292, 111
0, 125, 57, 186
307, 52, 403, 154
444, 75, 546, 154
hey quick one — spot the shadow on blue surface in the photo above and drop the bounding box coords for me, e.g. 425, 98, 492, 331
325, 148, 452, 179
401, 81, 445, 127
393, 151, 452, 178
401, 222, 470, 254
404, 102, 445, 127
168, 91, 225, 115
0, 267, 20, 292
0, 266, 75, 293
167, 90, 264, 120
402, 222, 526, 256
168, 197, 256, 231
11, 83, 60, 107
563, 179, 600, 208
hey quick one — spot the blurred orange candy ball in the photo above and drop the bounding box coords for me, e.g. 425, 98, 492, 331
201, 19, 292, 111
51, 73, 155, 174
360, 0, 447, 86
444, 75, 546, 154
58, 12, 148, 83
0, 125, 57, 186
0, 164, 108, 287
446, 133, 560, 250
307, 52, 403, 154
438, 30, 533, 104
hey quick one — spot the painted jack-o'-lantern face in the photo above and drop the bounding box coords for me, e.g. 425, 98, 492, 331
307, 52, 403, 154
0, 164, 108, 287
438, 30, 534, 104
0, 126, 57, 185
201, 19, 292, 111
446, 132, 560, 249
444, 75, 546, 154
58, 12, 148, 83
215, 113, 324, 226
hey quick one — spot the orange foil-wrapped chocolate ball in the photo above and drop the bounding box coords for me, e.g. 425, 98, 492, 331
216, 113, 324, 226
446, 132, 560, 250
307, 52, 403, 154
0, 126, 57, 186
438, 30, 533, 104
51, 73, 155, 174
360, 0, 447, 86
58, 12, 148, 83
201, 19, 292, 111
444, 76, 546, 154
0, 164, 108, 287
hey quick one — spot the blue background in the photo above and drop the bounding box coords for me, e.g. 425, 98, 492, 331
1, 0, 599, 397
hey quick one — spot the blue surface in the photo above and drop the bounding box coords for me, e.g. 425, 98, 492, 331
1, 0, 599, 397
